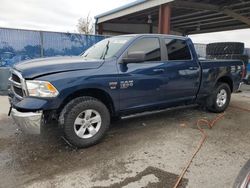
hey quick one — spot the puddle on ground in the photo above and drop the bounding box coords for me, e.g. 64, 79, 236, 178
93, 166, 188, 188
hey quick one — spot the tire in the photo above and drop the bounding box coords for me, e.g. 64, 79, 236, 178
206, 42, 244, 56
61, 96, 110, 148
206, 82, 231, 113
233, 159, 250, 188
207, 54, 249, 66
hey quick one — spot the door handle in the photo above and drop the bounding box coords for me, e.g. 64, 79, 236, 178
189, 67, 199, 70
153, 68, 165, 73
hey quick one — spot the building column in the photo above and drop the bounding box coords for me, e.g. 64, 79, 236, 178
97, 23, 103, 35
158, 4, 171, 34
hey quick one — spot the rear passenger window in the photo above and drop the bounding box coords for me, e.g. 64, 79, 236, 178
128, 38, 161, 61
165, 39, 192, 60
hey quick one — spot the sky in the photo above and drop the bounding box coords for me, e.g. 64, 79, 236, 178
0, 0, 250, 47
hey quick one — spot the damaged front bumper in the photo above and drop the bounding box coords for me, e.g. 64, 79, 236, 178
11, 108, 42, 134
237, 82, 244, 91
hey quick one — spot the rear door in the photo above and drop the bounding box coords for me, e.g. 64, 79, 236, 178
160, 38, 200, 103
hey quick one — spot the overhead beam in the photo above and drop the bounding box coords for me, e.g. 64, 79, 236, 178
171, 7, 250, 23
172, 0, 250, 27
222, 8, 250, 26
173, 12, 250, 28
171, 1, 219, 11
187, 24, 248, 35
171, 10, 210, 21
172, 0, 250, 12
173, 18, 236, 28
177, 20, 240, 29
172, 12, 224, 24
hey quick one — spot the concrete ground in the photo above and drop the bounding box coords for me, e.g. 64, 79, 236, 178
0, 86, 250, 188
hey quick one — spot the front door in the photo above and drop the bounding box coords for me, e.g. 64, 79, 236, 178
118, 37, 167, 112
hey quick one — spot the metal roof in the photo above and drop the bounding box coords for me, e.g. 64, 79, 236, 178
95, 0, 174, 23
95, 0, 147, 19
95, 0, 250, 35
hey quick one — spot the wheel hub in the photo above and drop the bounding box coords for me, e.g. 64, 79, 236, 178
73, 109, 102, 139
216, 89, 227, 107
84, 121, 91, 128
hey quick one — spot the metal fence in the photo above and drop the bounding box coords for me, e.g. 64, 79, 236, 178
0, 28, 106, 92
0, 28, 105, 67
194, 43, 207, 58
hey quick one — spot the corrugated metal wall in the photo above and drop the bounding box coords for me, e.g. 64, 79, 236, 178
193, 43, 207, 58
0, 28, 105, 67
0, 28, 106, 92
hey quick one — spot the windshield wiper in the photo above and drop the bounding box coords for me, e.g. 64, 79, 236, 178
100, 40, 110, 60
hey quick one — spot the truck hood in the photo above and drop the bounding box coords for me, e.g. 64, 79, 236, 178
14, 56, 104, 79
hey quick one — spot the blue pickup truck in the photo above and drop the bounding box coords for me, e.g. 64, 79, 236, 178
8, 34, 246, 148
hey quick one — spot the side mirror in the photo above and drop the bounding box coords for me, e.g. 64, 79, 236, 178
122, 51, 146, 63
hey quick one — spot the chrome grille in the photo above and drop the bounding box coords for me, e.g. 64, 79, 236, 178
13, 86, 23, 97
12, 73, 21, 83
9, 70, 26, 99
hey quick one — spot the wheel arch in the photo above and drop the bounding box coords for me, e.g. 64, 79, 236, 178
58, 88, 116, 117
216, 76, 233, 92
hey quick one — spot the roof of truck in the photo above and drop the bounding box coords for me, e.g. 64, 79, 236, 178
114, 34, 189, 40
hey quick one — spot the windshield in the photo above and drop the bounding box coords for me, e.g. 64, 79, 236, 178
81, 36, 132, 60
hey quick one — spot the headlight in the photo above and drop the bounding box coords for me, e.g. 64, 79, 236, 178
26, 80, 59, 97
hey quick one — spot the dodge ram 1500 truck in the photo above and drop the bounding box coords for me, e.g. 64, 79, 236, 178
8, 34, 246, 148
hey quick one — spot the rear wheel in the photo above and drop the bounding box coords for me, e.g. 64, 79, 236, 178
61, 97, 110, 148
206, 82, 231, 113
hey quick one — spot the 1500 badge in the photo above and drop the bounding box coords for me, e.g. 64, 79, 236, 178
109, 80, 134, 89
120, 80, 134, 89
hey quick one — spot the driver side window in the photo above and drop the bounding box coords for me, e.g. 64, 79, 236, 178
128, 38, 161, 61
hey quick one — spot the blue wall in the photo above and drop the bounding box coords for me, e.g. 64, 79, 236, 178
0, 28, 105, 67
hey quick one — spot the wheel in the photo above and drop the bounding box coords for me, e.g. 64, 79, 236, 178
206, 82, 231, 113
233, 159, 250, 188
61, 96, 110, 148
206, 42, 244, 56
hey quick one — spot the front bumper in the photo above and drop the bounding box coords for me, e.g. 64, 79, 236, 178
237, 82, 244, 91
11, 108, 42, 134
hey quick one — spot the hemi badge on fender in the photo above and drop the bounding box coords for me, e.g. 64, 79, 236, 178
109, 82, 118, 89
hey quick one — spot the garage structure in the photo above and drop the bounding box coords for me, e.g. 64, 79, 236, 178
94, 0, 250, 36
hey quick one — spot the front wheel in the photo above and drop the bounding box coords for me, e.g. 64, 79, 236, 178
61, 97, 110, 148
206, 82, 231, 113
